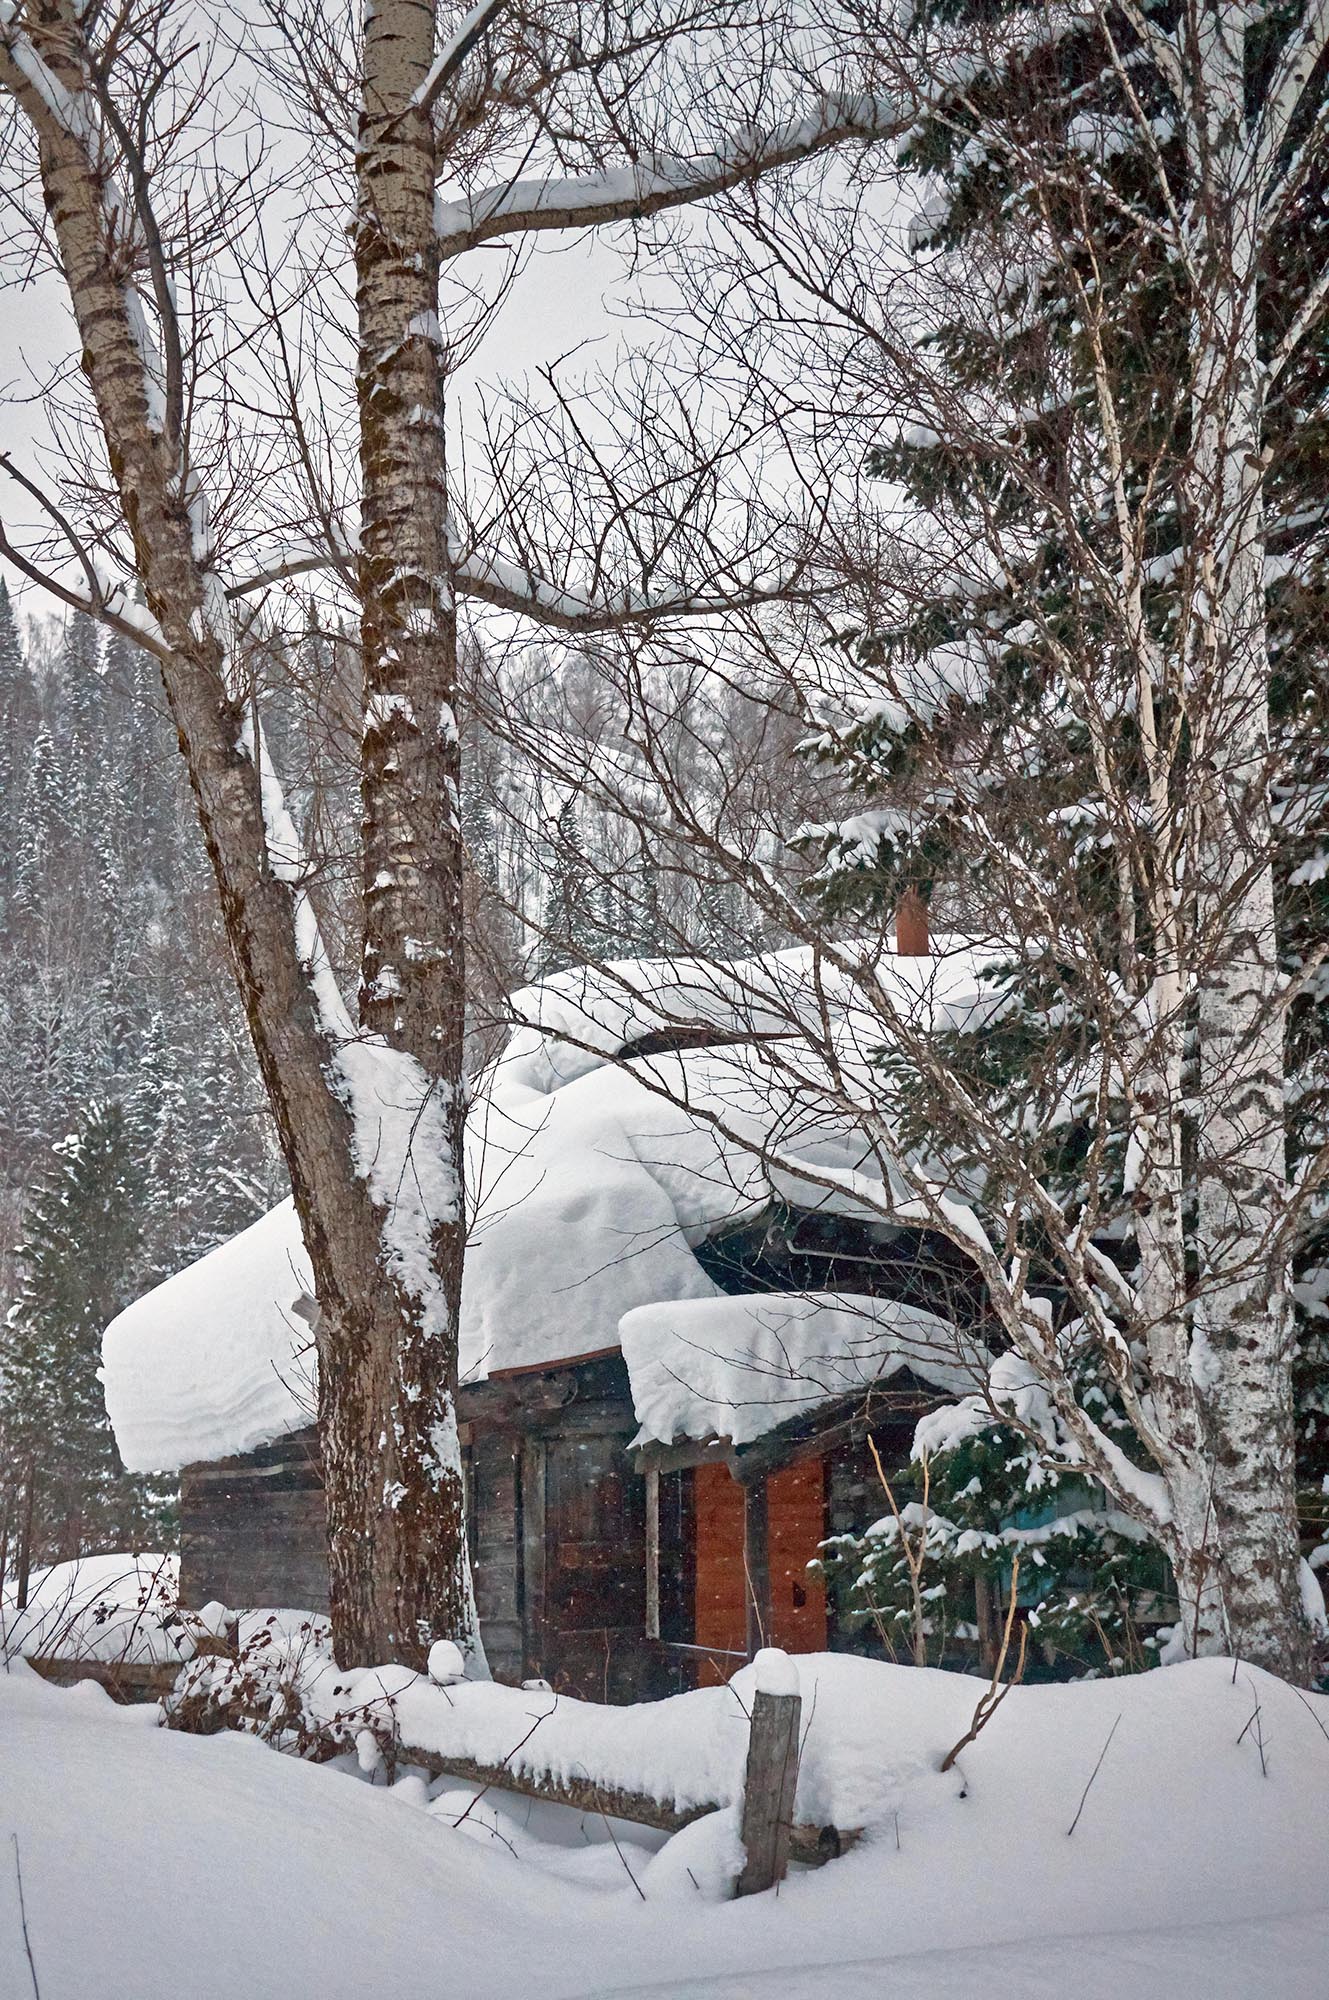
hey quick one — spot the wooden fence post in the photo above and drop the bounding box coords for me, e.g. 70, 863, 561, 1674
736, 1648, 802, 1897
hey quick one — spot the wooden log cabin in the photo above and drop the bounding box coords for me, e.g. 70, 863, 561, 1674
104, 940, 994, 1699
176, 1241, 979, 1699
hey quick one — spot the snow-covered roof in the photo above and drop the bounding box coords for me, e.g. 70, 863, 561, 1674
103, 938, 997, 1472
103, 1202, 319, 1469
620, 1293, 983, 1451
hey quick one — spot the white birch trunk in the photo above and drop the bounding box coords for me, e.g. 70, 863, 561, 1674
1184, 8, 1308, 1678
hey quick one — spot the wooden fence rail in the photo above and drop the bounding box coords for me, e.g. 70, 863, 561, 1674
26, 1655, 183, 1702
24, 1646, 855, 1891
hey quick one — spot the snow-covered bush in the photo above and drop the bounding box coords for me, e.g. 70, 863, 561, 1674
820, 1383, 1170, 1680
165, 1612, 341, 1752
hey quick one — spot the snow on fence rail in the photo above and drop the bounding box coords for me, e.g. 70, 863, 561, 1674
1, 1553, 202, 1671
17, 1588, 853, 1895
384, 1655, 841, 1888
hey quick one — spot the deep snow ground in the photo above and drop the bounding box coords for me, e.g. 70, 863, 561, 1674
3, 1654, 1328, 1999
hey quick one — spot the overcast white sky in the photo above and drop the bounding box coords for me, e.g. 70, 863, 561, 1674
0, 215, 640, 622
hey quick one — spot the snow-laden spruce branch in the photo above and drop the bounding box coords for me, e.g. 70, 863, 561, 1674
433, 94, 907, 261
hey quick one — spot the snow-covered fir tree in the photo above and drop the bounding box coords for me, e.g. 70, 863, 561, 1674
795, 0, 1329, 1676
0, 612, 284, 1574
538, 795, 613, 974
0, 1100, 167, 1578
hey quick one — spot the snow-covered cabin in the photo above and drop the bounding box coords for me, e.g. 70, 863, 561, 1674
102, 940, 995, 1698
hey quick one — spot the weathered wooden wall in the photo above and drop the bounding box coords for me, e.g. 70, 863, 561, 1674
175, 1362, 670, 1700
492, 1358, 671, 1701
180, 1425, 329, 1615
467, 1427, 523, 1681
174, 1369, 938, 1695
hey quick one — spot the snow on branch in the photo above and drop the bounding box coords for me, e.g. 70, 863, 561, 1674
0, 3, 172, 440
434, 93, 906, 261
412, 0, 508, 118
227, 541, 805, 630
453, 543, 808, 630
0, 524, 169, 657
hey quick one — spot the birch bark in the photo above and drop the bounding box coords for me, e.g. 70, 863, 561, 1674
0, 0, 481, 1671
1184, 7, 1308, 1678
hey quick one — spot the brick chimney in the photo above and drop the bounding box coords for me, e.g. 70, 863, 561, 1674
895, 887, 930, 957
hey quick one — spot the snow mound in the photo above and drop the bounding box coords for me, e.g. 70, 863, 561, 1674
5, 1654, 1329, 1997
1, 1553, 192, 1666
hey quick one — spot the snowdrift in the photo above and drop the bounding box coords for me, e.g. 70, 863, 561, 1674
4, 1652, 1328, 1999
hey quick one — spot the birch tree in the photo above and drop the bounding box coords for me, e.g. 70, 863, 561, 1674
0, 0, 903, 1664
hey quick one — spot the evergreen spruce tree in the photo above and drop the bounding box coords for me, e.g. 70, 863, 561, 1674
461, 775, 501, 891
539, 796, 610, 974
1, 610, 285, 1582
621, 840, 668, 958
800, 1, 1327, 1670
819, 1390, 1169, 1679
0, 1101, 165, 1571
0, 580, 38, 917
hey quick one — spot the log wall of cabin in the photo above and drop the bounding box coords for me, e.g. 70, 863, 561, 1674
766, 1458, 829, 1652
179, 1425, 329, 1616
174, 1370, 935, 1697
466, 1427, 523, 1682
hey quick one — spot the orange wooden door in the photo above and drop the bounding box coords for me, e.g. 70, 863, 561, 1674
691, 1458, 827, 1683
693, 1462, 748, 1681
767, 1457, 828, 1654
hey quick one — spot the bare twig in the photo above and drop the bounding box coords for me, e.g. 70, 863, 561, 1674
1067, 1714, 1122, 1836
1237, 1680, 1269, 1777
11, 1833, 41, 2000
589, 1784, 647, 1900
868, 1435, 932, 1670
448, 1703, 555, 1831
940, 1554, 1027, 1773
1288, 1682, 1329, 1748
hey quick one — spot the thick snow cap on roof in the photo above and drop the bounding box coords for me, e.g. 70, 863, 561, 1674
621, 1292, 983, 1449
103, 937, 997, 1472
102, 1200, 318, 1469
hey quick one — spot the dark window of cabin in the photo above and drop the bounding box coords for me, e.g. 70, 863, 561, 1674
692, 1199, 989, 1329
655, 1467, 694, 1645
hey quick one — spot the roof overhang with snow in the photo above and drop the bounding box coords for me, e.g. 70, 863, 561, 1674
619, 1292, 984, 1453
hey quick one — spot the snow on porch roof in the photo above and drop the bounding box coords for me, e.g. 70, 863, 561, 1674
620, 1292, 983, 1451
103, 937, 998, 1473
